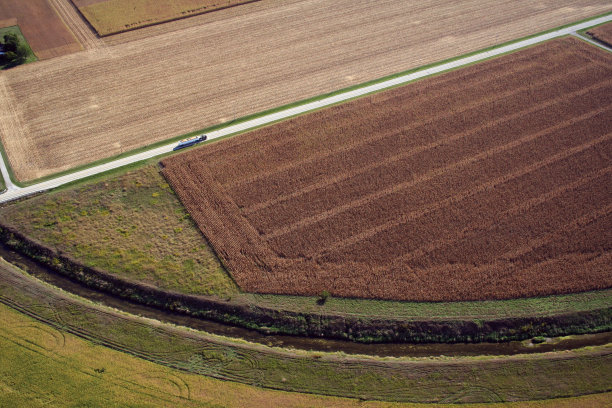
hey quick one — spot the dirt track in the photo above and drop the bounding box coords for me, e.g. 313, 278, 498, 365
1, 0, 611, 181
162, 38, 612, 301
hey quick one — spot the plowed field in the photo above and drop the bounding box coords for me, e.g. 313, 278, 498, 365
2, 0, 611, 181
162, 38, 612, 302
588, 22, 612, 46
0, 0, 81, 59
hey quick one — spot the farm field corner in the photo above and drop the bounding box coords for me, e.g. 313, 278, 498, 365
161, 37, 612, 302
588, 21, 612, 45
0, 0, 82, 59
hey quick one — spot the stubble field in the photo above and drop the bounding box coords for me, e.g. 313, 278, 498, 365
162, 38, 612, 302
1, 0, 611, 181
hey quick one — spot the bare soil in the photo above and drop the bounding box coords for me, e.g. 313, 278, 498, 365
162, 38, 612, 301
0, 0, 82, 59
1, 0, 611, 181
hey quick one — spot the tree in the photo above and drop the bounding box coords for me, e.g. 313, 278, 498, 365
14, 42, 28, 63
1, 33, 29, 67
3, 51, 17, 63
3, 33, 19, 52
317, 290, 330, 305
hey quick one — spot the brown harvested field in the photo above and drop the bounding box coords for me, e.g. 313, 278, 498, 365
1, 0, 611, 181
161, 38, 612, 302
72, 0, 258, 36
0, 0, 81, 59
588, 22, 612, 46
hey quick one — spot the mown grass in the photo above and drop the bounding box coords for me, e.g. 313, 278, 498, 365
0, 165, 238, 297
244, 289, 612, 320
0, 26, 37, 70
1, 164, 609, 321
2, 302, 611, 408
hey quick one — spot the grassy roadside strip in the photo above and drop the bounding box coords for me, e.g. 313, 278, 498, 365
3, 11, 611, 187
0, 260, 610, 404
577, 20, 612, 35
576, 22, 612, 50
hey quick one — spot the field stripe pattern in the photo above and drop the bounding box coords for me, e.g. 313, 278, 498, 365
48, 0, 105, 51
162, 38, 612, 301
2, 0, 612, 181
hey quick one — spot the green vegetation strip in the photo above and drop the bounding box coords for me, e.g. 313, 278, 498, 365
0, 260, 610, 403
1, 164, 610, 343
3, 304, 612, 408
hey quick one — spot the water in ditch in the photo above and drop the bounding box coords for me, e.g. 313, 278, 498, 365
1, 242, 609, 358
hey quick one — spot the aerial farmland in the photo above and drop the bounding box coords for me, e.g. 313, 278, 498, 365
0, 0, 611, 406
1, 0, 612, 180
162, 37, 612, 301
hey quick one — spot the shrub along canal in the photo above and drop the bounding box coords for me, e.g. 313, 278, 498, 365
1, 241, 609, 358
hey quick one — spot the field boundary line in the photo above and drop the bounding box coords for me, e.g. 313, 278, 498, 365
47, 0, 105, 51
0, 13, 611, 203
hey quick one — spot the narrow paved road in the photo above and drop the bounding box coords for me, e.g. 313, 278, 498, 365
1, 14, 611, 204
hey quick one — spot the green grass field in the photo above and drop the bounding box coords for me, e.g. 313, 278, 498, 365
1, 262, 610, 405
3, 301, 610, 407
0, 166, 237, 297
0, 26, 37, 69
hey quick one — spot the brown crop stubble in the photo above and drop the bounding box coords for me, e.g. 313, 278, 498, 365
162, 38, 612, 302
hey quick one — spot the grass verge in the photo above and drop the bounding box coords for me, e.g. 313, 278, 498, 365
3, 302, 611, 408
0, 166, 238, 297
